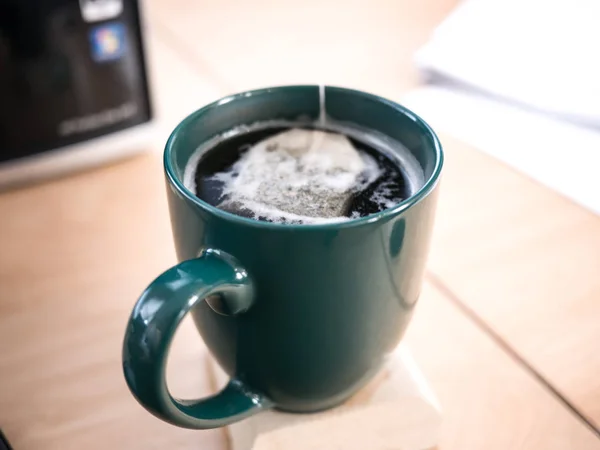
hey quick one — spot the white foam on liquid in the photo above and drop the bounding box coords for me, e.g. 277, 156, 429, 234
183, 119, 425, 225
211, 128, 382, 223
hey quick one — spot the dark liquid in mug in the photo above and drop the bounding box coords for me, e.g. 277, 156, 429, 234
189, 125, 421, 224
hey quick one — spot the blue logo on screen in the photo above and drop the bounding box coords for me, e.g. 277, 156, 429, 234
89, 22, 126, 62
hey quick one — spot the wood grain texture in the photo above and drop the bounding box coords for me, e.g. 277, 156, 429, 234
405, 284, 600, 450
1, 231, 597, 450
149, 0, 461, 100
1, 0, 599, 448
143, 24, 223, 147
0, 32, 227, 450
429, 136, 600, 428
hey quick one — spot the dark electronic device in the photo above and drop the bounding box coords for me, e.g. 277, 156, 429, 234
0, 429, 12, 450
0, 0, 154, 187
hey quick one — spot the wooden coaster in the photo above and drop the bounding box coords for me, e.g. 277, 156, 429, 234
207, 345, 442, 450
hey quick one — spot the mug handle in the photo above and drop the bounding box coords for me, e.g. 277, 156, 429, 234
122, 249, 272, 429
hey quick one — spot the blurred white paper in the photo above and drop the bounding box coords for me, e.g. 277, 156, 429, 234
416, 0, 600, 127
403, 86, 600, 215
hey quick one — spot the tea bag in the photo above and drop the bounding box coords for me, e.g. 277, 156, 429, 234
217, 128, 378, 222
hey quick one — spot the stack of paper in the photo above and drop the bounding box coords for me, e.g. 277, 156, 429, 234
404, 0, 600, 214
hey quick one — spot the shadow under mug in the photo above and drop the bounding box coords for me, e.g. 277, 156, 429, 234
122, 85, 443, 429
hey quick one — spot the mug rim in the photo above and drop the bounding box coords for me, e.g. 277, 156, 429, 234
164, 85, 443, 230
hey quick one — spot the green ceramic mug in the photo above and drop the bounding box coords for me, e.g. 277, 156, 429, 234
122, 85, 443, 429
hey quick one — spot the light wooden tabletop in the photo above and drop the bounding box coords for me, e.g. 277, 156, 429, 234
1, 0, 600, 448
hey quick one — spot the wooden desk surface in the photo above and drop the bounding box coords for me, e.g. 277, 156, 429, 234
1, 0, 599, 448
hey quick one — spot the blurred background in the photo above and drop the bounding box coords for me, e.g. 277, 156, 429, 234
1, 0, 600, 449
2, 0, 599, 212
